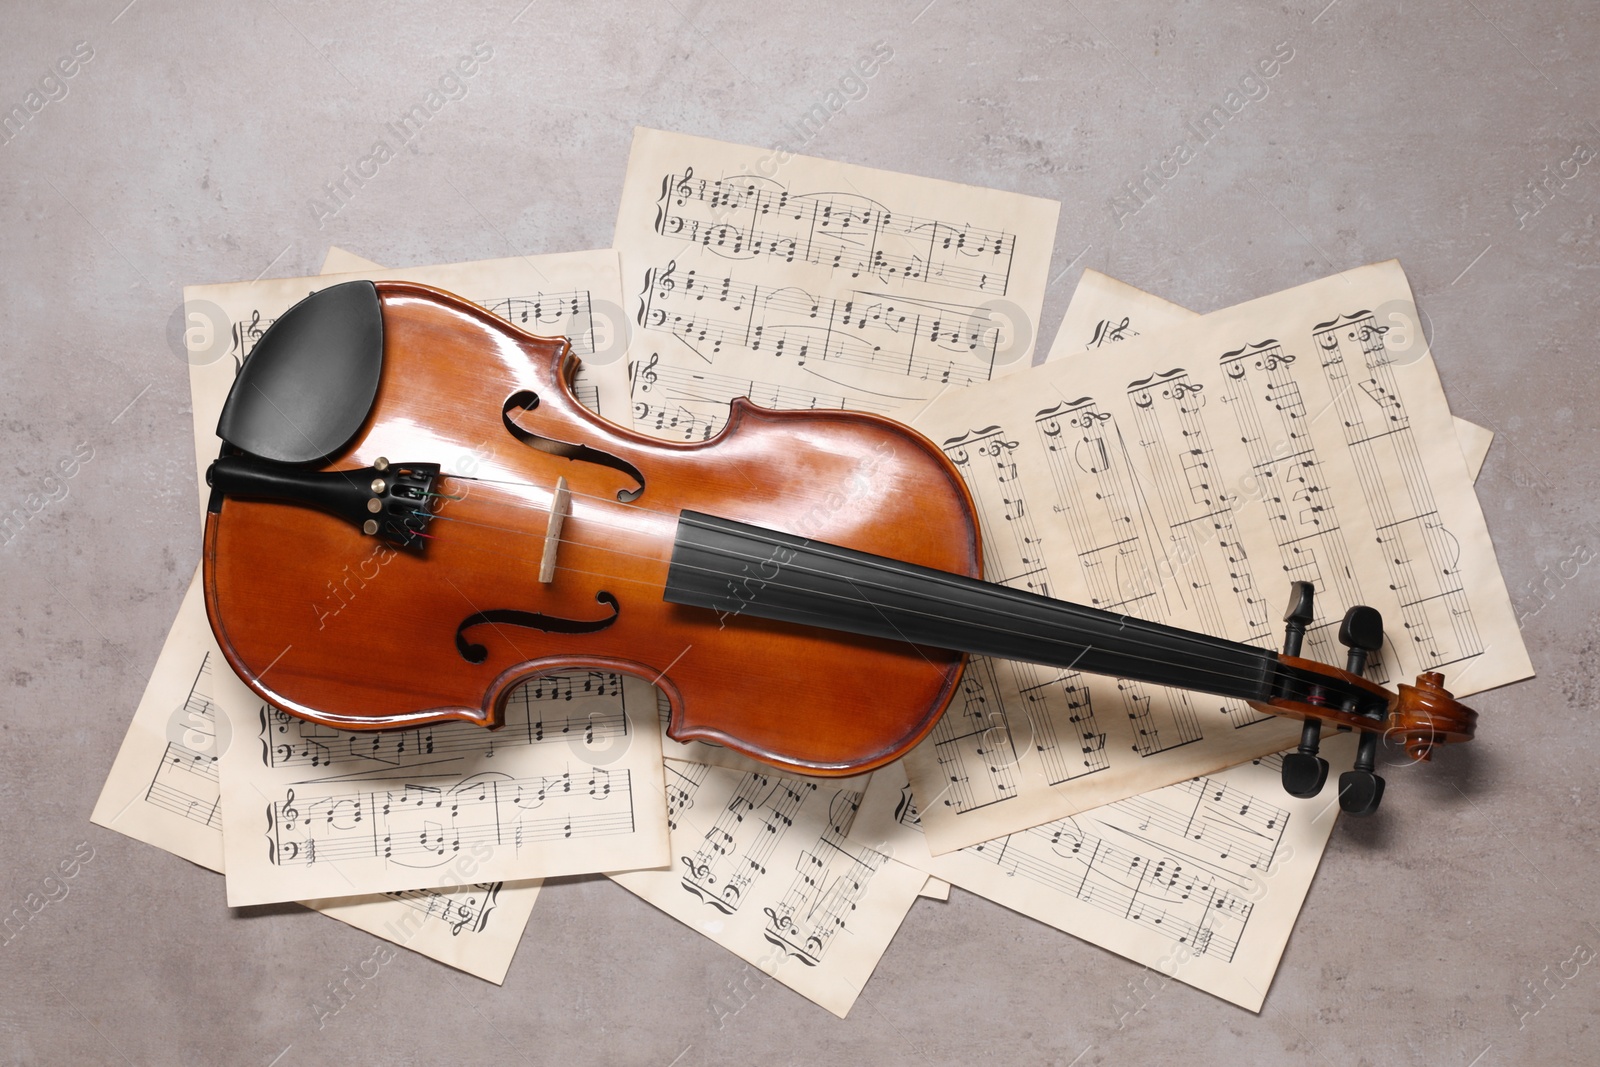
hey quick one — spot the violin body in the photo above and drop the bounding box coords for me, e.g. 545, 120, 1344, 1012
203, 281, 979, 776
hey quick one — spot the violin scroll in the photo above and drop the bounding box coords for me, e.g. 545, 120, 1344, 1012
1389, 671, 1477, 761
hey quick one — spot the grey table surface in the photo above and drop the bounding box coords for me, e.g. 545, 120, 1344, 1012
3, 2, 1597, 1065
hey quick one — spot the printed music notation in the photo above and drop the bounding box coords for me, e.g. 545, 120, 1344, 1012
678, 770, 817, 916
145, 740, 220, 828
852, 745, 1352, 1012
1052, 268, 1496, 483
638, 261, 1004, 381
615, 128, 1059, 443
629, 350, 907, 442
381, 882, 502, 937
653, 681, 876, 784
261, 670, 628, 770
929, 658, 1021, 815
1311, 312, 1483, 671
1125, 370, 1276, 729
142, 654, 222, 829
908, 407, 1280, 853
1126, 370, 1275, 648
1049, 267, 1505, 685
610, 761, 927, 1018
959, 808, 1262, 965
214, 656, 668, 906
1034, 396, 1238, 742
231, 290, 603, 366
931, 426, 1112, 797
658, 168, 1019, 296
306, 873, 540, 983
265, 768, 636, 869
1217, 339, 1381, 678
90, 569, 546, 982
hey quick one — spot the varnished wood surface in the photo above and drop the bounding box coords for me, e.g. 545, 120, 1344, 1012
204, 282, 980, 776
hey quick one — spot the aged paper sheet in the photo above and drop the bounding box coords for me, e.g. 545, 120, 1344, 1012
183, 249, 630, 521
853, 740, 1354, 1013
900, 260, 1530, 852
613, 127, 1060, 439
319, 247, 385, 274
92, 570, 233, 872
212, 656, 668, 906
608, 760, 926, 1018
1053, 269, 1493, 480
91, 569, 542, 983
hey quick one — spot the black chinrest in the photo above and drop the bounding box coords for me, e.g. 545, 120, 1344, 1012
215, 280, 383, 463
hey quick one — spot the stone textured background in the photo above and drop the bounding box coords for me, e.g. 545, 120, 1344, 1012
3, 2, 1596, 1064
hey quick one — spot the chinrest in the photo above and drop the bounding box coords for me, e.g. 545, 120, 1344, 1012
215, 280, 383, 463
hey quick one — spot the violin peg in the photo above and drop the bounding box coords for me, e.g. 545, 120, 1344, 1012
1281, 581, 1316, 656
1338, 605, 1384, 674
1337, 768, 1386, 815
1281, 716, 1328, 798
1281, 751, 1330, 798
1338, 730, 1385, 815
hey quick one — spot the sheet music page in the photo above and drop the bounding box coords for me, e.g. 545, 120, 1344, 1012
92, 568, 231, 872
612, 127, 1059, 440
183, 249, 631, 520
902, 260, 1531, 852
319, 247, 385, 274
852, 742, 1353, 1013
608, 760, 926, 1018
212, 656, 668, 906
1054, 269, 1493, 481
301, 880, 533, 985
91, 568, 542, 982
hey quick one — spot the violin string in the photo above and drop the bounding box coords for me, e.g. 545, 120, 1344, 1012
416, 509, 1287, 699
399, 497, 1324, 702
417, 483, 1302, 693
431, 476, 1298, 673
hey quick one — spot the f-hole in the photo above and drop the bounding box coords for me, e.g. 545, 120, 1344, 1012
502, 391, 645, 502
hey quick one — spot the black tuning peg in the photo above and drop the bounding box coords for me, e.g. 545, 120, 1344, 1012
1279, 582, 1330, 798
1338, 605, 1384, 675
1328, 605, 1387, 812
1281, 581, 1315, 657
1338, 731, 1386, 815
1282, 720, 1329, 798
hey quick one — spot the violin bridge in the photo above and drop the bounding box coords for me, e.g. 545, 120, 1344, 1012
538, 476, 571, 583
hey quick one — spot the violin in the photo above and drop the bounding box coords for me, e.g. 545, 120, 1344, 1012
200, 280, 1476, 815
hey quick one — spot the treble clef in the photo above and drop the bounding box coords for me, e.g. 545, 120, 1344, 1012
634, 352, 660, 394
231, 309, 264, 362
655, 260, 679, 296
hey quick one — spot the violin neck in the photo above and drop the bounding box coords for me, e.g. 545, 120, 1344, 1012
665, 511, 1279, 703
